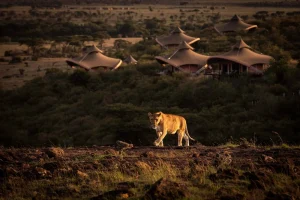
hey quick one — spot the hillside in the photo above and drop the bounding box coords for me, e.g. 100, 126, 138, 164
1, 145, 299, 199
1, 61, 300, 147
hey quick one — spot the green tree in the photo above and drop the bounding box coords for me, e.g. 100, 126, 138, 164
18, 38, 44, 58
69, 70, 91, 86
268, 59, 289, 84
117, 20, 137, 37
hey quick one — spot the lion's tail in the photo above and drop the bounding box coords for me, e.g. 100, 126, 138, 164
185, 124, 195, 141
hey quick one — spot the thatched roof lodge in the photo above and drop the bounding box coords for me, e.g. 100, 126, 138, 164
123, 55, 138, 64
66, 45, 122, 71
207, 39, 273, 75
214, 15, 258, 34
155, 27, 200, 49
155, 41, 209, 74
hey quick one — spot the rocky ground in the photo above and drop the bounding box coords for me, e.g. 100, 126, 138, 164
0, 144, 299, 200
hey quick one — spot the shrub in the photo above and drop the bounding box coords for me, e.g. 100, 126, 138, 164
69, 69, 91, 86
9, 56, 22, 64
268, 84, 288, 96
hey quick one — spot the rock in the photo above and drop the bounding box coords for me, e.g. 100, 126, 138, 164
140, 151, 155, 158
46, 187, 58, 197
220, 194, 244, 200
26, 155, 38, 161
0, 151, 14, 162
44, 147, 64, 158
262, 154, 276, 163
116, 182, 137, 191
91, 181, 136, 199
120, 193, 129, 199
238, 143, 250, 149
249, 179, 266, 190
216, 187, 244, 200
116, 140, 133, 150
214, 151, 232, 167
82, 162, 98, 170
240, 158, 256, 171
67, 184, 80, 193
34, 167, 51, 178
5, 166, 18, 176
22, 163, 31, 170
24, 167, 51, 179
135, 161, 152, 171
192, 153, 201, 158
241, 171, 259, 181
0, 168, 6, 183
242, 171, 273, 190
144, 178, 189, 200
0, 168, 5, 178
43, 162, 61, 173
76, 170, 89, 179
32, 191, 38, 199
104, 148, 119, 156
265, 191, 294, 200
91, 189, 133, 200
57, 167, 73, 176
209, 169, 239, 182
207, 152, 215, 157
238, 138, 251, 148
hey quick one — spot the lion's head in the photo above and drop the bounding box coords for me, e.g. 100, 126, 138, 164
148, 112, 162, 130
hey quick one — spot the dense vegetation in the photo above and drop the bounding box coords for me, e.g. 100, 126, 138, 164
1, 9, 300, 59
1, 58, 300, 147
1, 5, 300, 147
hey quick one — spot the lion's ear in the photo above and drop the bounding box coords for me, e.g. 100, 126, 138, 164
157, 112, 162, 116
148, 112, 152, 117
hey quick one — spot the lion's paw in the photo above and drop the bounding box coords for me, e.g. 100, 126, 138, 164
154, 140, 160, 146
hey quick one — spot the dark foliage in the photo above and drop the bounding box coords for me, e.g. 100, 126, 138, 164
0, 9, 300, 147
1, 14, 299, 59
1, 60, 300, 147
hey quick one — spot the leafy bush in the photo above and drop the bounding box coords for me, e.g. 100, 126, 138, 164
1, 54, 300, 147
268, 84, 288, 96
9, 56, 22, 64
69, 69, 91, 86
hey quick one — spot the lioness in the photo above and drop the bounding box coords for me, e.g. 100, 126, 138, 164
148, 112, 195, 146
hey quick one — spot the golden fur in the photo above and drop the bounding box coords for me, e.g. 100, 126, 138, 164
148, 111, 195, 146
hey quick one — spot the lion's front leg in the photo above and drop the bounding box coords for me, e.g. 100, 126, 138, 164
160, 140, 164, 147
154, 132, 164, 146
154, 131, 166, 146
158, 132, 164, 146
154, 140, 164, 146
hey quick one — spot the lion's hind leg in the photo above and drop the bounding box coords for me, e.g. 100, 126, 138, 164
183, 134, 189, 146
177, 130, 185, 146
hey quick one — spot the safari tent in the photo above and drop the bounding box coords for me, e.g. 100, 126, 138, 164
155, 41, 209, 74
214, 15, 258, 34
66, 45, 122, 71
207, 39, 273, 75
155, 27, 200, 49
123, 55, 138, 64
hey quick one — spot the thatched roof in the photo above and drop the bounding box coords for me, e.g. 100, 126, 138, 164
155, 41, 208, 71
214, 15, 258, 34
207, 39, 273, 74
155, 27, 200, 48
83, 45, 104, 54
66, 45, 122, 71
123, 55, 137, 64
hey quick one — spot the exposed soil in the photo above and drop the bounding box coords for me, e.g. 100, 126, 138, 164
0, 145, 299, 199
